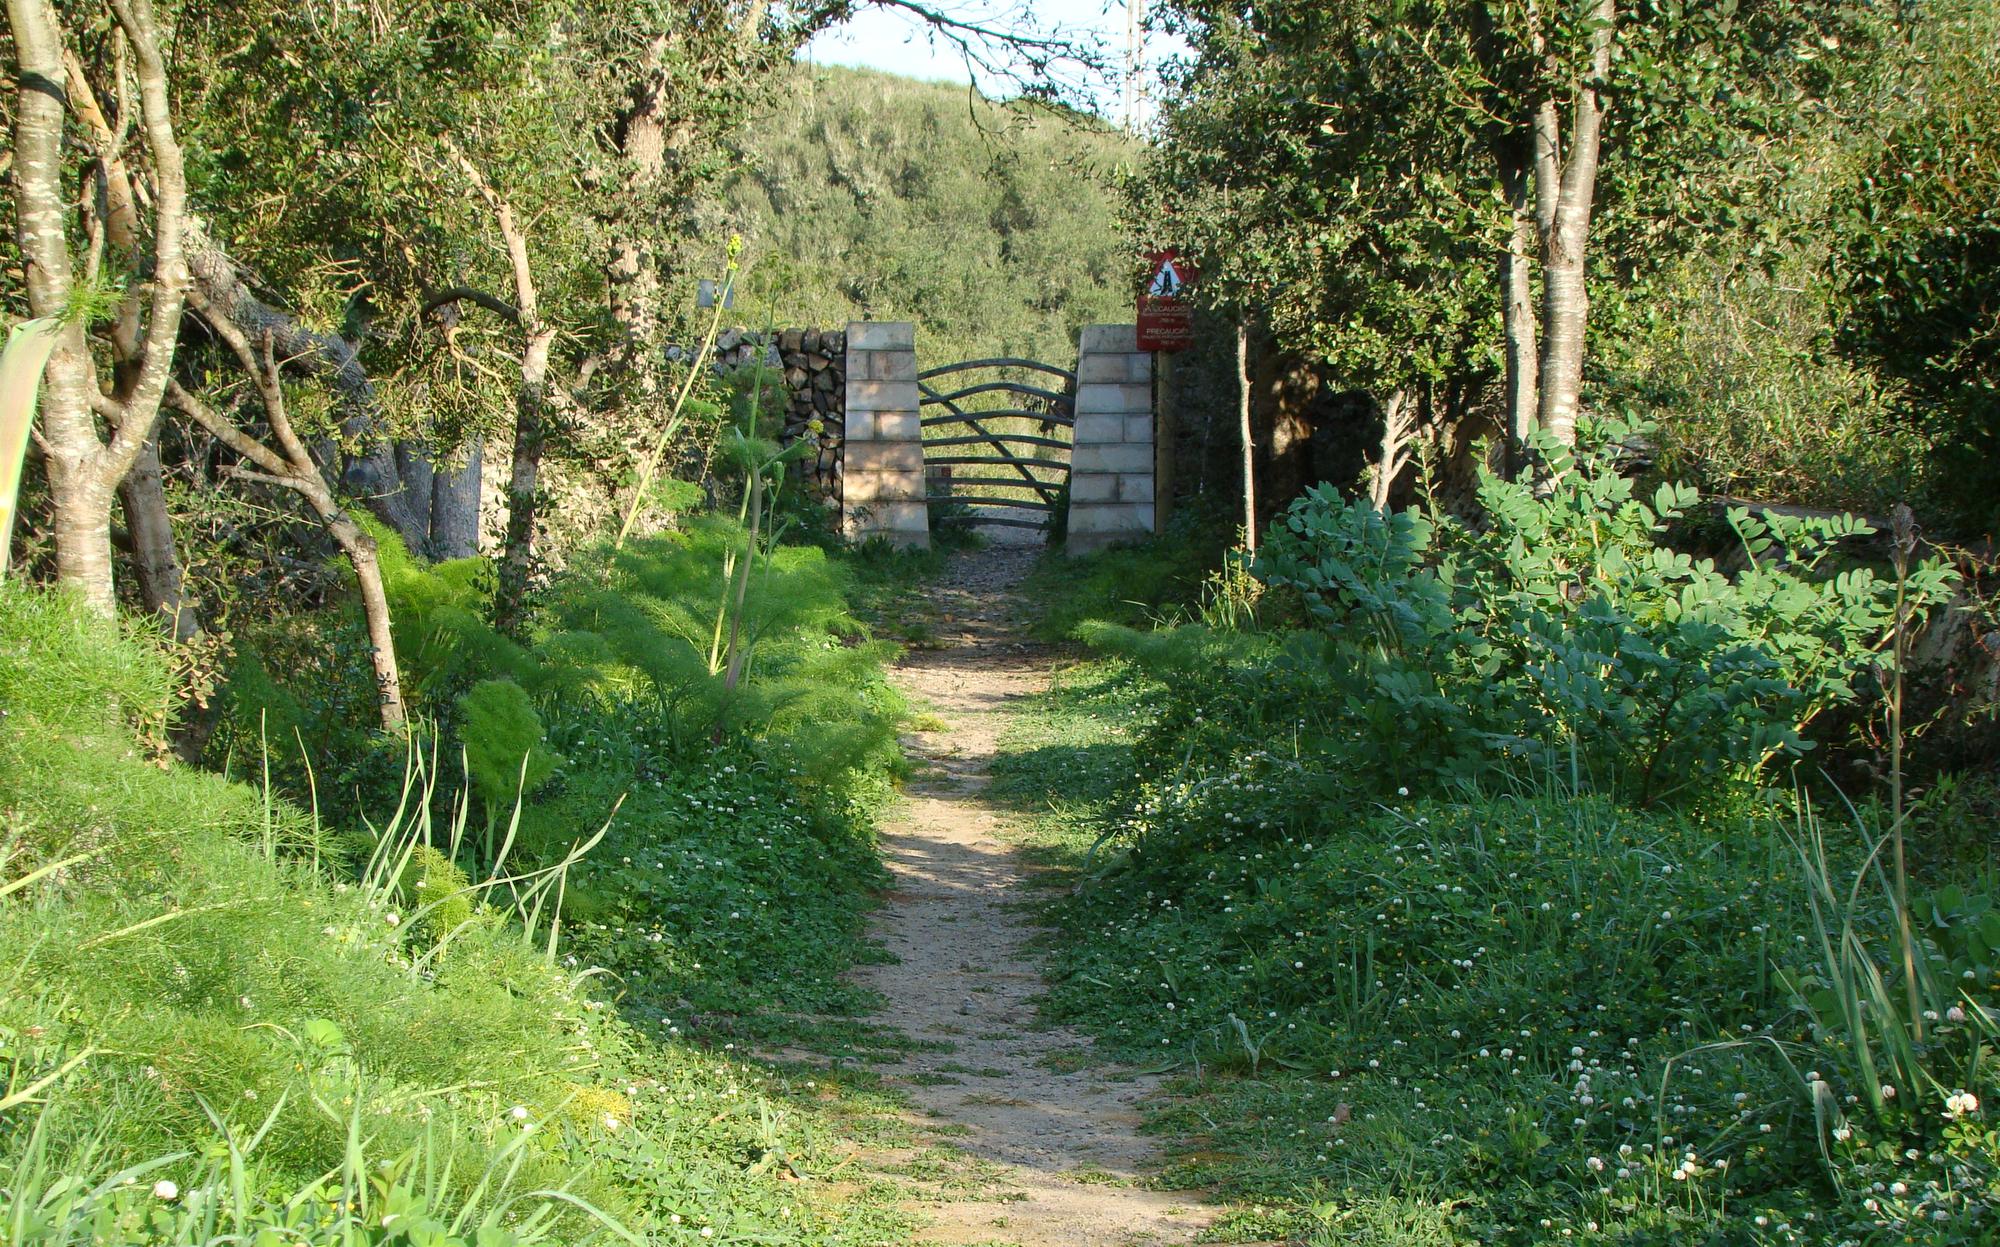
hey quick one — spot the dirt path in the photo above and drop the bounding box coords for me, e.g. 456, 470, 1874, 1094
849, 545, 1214, 1247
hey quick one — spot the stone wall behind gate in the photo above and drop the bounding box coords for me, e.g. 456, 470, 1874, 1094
701, 328, 848, 510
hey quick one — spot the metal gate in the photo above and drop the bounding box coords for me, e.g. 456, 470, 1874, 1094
918, 357, 1075, 534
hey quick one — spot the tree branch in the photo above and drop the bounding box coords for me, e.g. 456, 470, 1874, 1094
100, 0, 189, 472
421, 285, 521, 323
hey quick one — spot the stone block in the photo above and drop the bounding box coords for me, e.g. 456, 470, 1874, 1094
1073, 443, 1154, 474
1074, 383, 1152, 415
1071, 412, 1127, 445
1078, 323, 1139, 354
846, 499, 929, 538
865, 351, 916, 381
874, 410, 921, 440
847, 321, 915, 351
881, 501, 930, 530
1123, 414, 1154, 443
846, 440, 925, 473
1076, 353, 1150, 384
843, 470, 924, 503
1069, 472, 1119, 503
1066, 529, 1147, 555
844, 410, 875, 441
1116, 472, 1155, 503
847, 378, 920, 414
1067, 502, 1153, 535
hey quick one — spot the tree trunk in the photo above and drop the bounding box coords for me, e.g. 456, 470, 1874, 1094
118, 435, 199, 640
1498, 149, 1541, 472
1236, 320, 1257, 553
1370, 390, 1416, 511
429, 439, 483, 559
497, 332, 554, 633
327, 513, 407, 731
12, 0, 109, 611
1533, 0, 1616, 449
9, 0, 189, 612
166, 324, 409, 732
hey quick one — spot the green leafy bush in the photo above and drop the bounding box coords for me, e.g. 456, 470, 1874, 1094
457, 678, 563, 808
1243, 422, 1956, 802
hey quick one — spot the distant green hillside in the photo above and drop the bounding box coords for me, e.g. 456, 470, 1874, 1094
713, 64, 1140, 365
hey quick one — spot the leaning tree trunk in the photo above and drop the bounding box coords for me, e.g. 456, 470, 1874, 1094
1533, 0, 1615, 450
119, 436, 199, 640
168, 316, 409, 731
325, 512, 407, 730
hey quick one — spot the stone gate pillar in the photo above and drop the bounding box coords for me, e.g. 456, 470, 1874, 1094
842, 321, 929, 549
1067, 324, 1156, 554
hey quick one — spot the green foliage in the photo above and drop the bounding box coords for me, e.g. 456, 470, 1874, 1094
1241, 423, 1955, 802
997, 657, 2000, 1245
718, 65, 1137, 364
1021, 504, 1232, 643
1834, 0, 2000, 534
456, 679, 562, 809
1136, 0, 1879, 388
1605, 248, 1931, 518
0, 576, 913, 1247
0, 582, 172, 740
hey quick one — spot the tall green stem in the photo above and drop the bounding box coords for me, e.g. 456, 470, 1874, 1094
616, 250, 739, 549
1890, 503, 1920, 1043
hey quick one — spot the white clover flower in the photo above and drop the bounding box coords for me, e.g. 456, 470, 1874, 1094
510, 1105, 530, 1121
152, 1179, 179, 1202
1946, 1091, 1980, 1118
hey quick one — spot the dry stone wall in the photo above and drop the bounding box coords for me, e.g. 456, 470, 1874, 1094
694, 327, 848, 506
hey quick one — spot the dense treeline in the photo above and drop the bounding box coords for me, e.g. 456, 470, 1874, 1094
1140, 0, 2000, 537
716, 64, 1138, 366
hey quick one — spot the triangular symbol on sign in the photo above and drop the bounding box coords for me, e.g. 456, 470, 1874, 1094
1148, 258, 1184, 298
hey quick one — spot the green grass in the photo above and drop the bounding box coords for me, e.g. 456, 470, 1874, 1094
989, 650, 2000, 1246
0, 570, 924, 1245
1024, 509, 1232, 644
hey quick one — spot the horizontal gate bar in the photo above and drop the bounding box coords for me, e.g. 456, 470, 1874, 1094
924, 454, 1071, 472
936, 515, 1049, 530
925, 379, 1071, 407
924, 433, 1072, 452
919, 409, 1074, 428
930, 476, 1064, 490
927, 494, 1057, 511
918, 357, 1077, 383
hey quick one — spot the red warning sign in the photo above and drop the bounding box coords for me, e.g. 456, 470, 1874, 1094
1137, 250, 1196, 353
